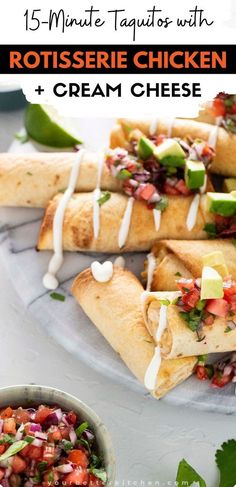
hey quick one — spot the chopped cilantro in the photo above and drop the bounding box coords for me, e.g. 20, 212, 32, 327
203, 223, 217, 238
61, 439, 73, 452
117, 169, 132, 180
155, 196, 168, 212
225, 326, 233, 333
90, 454, 102, 469
26, 171, 33, 176
89, 468, 107, 483
176, 459, 206, 487
24, 435, 35, 444
76, 421, 89, 438
48, 471, 54, 483
216, 440, 236, 487
37, 461, 48, 473
0, 434, 14, 445
175, 272, 182, 277
197, 354, 208, 364
179, 309, 202, 333
97, 191, 111, 206
196, 300, 206, 311
50, 292, 65, 302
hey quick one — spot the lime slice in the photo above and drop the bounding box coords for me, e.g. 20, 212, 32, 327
24, 104, 83, 148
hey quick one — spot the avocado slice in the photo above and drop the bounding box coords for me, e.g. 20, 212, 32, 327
207, 192, 236, 217
185, 160, 206, 189
202, 251, 229, 278
154, 138, 186, 167
137, 136, 155, 160
200, 266, 223, 300
223, 178, 236, 193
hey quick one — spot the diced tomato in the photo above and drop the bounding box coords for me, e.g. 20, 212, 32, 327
139, 184, 156, 201
196, 365, 209, 381
176, 279, 195, 294
43, 469, 60, 486
126, 162, 137, 172
59, 426, 70, 440
212, 97, 226, 117
68, 450, 89, 468
223, 284, 236, 299
203, 314, 215, 326
14, 408, 31, 424
0, 469, 4, 481
0, 445, 6, 455
66, 411, 77, 426
35, 407, 53, 424
163, 182, 180, 195
65, 468, 89, 486
212, 372, 233, 388
202, 144, 214, 157
12, 455, 27, 474
89, 473, 104, 487
20, 444, 31, 457
3, 418, 16, 434
175, 179, 191, 195
156, 134, 166, 146
0, 407, 13, 419
48, 426, 62, 443
206, 298, 230, 318
27, 445, 43, 460
43, 444, 55, 465
182, 288, 200, 308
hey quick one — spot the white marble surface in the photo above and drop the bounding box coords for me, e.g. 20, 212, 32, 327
0, 109, 236, 486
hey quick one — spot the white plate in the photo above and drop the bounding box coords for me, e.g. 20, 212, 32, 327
1, 118, 236, 415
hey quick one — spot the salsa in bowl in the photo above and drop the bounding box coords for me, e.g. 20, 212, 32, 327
0, 385, 115, 487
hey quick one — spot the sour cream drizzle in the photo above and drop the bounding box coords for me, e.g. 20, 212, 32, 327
200, 174, 208, 194
149, 118, 159, 136
144, 346, 162, 390
43, 149, 85, 290
153, 208, 161, 231
186, 194, 200, 231
146, 253, 156, 291
91, 260, 113, 283
144, 303, 168, 390
208, 116, 223, 149
118, 196, 134, 248
93, 152, 104, 239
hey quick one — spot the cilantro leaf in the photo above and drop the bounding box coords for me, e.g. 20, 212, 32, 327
97, 191, 111, 206
216, 440, 236, 487
90, 468, 107, 483
155, 196, 168, 212
50, 292, 65, 302
76, 421, 89, 438
117, 169, 132, 180
203, 223, 217, 238
15, 131, 29, 144
176, 459, 206, 487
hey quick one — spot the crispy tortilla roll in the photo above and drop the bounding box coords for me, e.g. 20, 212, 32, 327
145, 240, 236, 291
38, 193, 212, 252
110, 118, 236, 177
143, 292, 236, 359
72, 267, 197, 399
0, 152, 121, 208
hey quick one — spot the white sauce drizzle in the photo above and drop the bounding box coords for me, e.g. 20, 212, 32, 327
146, 253, 156, 292
118, 197, 134, 248
155, 304, 168, 342
153, 208, 161, 231
114, 256, 125, 268
43, 149, 85, 290
91, 261, 113, 283
186, 194, 200, 231
200, 174, 207, 194
149, 118, 159, 136
144, 346, 162, 390
208, 116, 223, 149
92, 152, 104, 239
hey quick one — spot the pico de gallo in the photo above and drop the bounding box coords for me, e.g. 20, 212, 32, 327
0, 404, 106, 487
204, 215, 236, 239
106, 131, 214, 210
212, 92, 236, 133
175, 276, 236, 341
195, 353, 236, 389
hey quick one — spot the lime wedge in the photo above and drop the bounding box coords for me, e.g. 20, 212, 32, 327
24, 104, 83, 148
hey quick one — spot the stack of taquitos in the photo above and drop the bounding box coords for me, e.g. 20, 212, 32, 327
72, 266, 197, 399
110, 118, 236, 177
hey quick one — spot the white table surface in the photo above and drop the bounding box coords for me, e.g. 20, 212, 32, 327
0, 109, 236, 487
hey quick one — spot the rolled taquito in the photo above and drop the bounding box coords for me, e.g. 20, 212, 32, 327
143, 291, 236, 359
0, 152, 121, 208
110, 118, 236, 177
38, 193, 213, 253
144, 240, 236, 291
72, 267, 197, 399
